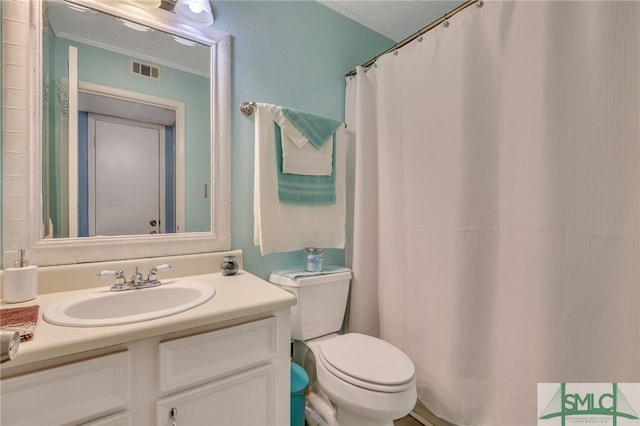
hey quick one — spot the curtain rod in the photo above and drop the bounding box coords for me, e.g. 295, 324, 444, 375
345, 0, 481, 78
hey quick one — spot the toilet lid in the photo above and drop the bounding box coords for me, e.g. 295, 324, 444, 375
319, 333, 415, 389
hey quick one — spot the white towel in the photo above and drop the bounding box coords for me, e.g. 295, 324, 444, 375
268, 105, 333, 176
254, 103, 346, 255
281, 133, 333, 176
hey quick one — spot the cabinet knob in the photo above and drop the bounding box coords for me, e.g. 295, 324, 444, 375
169, 407, 178, 426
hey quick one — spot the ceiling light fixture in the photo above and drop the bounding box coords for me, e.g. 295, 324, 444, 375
175, 0, 214, 26
172, 35, 199, 46
117, 18, 153, 32
65, 3, 95, 13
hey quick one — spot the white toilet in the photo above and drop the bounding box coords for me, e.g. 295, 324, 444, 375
269, 269, 417, 426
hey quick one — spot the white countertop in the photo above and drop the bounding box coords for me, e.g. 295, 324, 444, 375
1, 270, 296, 370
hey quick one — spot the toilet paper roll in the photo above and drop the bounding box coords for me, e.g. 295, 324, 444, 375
0, 329, 20, 363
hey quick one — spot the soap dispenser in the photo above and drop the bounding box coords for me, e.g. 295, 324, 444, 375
2, 249, 38, 303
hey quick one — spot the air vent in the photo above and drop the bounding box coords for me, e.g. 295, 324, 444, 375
131, 60, 160, 80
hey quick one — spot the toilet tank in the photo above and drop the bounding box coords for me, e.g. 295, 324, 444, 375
269, 270, 352, 341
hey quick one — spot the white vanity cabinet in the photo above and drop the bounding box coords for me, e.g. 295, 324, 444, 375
0, 314, 290, 426
155, 317, 279, 426
82, 412, 132, 426
156, 364, 276, 426
0, 352, 130, 425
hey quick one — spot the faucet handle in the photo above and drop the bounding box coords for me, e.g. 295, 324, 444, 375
98, 270, 126, 289
155, 264, 172, 272
148, 264, 172, 283
97, 270, 125, 283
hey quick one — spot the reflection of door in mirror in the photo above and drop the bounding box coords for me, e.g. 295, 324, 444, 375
2, 0, 231, 265
84, 114, 174, 237
41, 1, 211, 239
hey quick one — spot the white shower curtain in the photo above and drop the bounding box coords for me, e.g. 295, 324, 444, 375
345, 2, 640, 425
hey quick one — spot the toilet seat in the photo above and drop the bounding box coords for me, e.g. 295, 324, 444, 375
318, 333, 415, 393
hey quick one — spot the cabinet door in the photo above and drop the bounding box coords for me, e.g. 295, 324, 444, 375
156, 364, 276, 426
82, 411, 130, 426
159, 317, 277, 393
0, 352, 129, 426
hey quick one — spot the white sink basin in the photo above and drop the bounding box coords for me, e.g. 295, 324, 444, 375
44, 280, 215, 327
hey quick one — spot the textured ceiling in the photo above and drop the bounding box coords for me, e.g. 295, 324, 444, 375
319, 0, 466, 42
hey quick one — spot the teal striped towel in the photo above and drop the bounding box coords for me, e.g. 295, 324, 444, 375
273, 265, 351, 280
275, 123, 336, 205
281, 107, 342, 149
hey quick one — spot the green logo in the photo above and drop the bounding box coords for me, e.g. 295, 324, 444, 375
539, 383, 640, 426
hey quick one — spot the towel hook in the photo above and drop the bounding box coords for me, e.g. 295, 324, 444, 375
240, 101, 257, 116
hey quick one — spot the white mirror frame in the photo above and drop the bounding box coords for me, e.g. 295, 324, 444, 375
2, 0, 231, 267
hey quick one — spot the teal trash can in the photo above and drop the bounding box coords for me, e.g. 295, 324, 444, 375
290, 362, 309, 426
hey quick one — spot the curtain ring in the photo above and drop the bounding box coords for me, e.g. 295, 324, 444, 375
477, 0, 484, 7
443, 19, 450, 28
393, 49, 399, 56
418, 35, 423, 42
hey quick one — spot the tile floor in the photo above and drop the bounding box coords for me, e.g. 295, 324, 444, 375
395, 401, 456, 426
395, 414, 429, 426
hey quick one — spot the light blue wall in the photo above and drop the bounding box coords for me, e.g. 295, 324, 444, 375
212, 1, 393, 279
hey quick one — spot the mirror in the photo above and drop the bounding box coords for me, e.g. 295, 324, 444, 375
43, 0, 211, 237
1, 0, 231, 267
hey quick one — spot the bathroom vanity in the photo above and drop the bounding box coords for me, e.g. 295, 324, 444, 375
0, 253, 296, 426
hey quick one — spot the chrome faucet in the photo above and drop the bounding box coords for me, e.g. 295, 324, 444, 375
131, 267, 144, 286
98, 264, 172, 291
